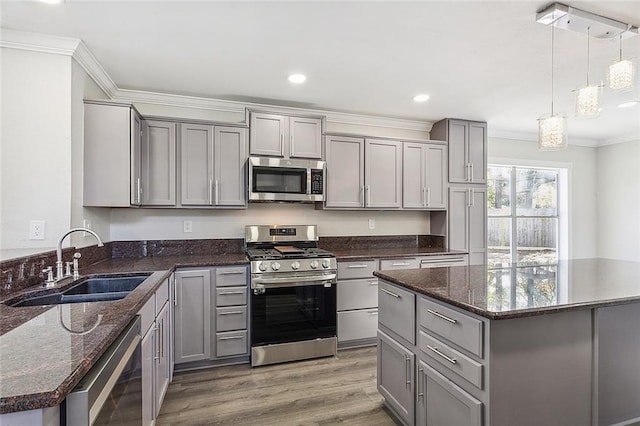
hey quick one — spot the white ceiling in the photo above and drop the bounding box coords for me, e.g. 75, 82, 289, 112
2, 0, 640, 144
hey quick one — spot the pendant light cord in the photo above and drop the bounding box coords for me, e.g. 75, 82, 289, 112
619, 34, 623, 61
586, 27, 591, 85
551, 24, 555, 114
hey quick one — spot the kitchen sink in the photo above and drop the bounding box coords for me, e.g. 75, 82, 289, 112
6, 273, 151, 308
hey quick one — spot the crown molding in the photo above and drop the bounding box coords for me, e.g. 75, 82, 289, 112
0, 28, 79, 56
72, 41, 118, 98
597, 132, 640, 147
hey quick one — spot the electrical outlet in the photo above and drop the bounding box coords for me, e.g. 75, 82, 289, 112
368, 219, 375, 230
29, 220, 46, 240
83, 220, 92, 237
183, 220, 193, 233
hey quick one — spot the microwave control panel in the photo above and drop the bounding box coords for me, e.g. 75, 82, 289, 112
310, 169, 324, 195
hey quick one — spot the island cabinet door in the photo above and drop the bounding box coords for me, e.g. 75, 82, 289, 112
377, 330, 415, 426
416, 361, 482, 426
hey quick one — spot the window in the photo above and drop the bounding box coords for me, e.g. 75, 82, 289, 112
487, 165, 561, 266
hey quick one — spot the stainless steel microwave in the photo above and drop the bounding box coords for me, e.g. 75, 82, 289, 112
248, 157, 325, 202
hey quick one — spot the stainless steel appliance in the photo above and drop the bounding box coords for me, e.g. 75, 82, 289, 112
66, 316, 142, 425
246, 225, 337, 366
248, 157, 325, 202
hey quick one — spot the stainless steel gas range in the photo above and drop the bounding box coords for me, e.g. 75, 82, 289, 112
245, 224, 337, 367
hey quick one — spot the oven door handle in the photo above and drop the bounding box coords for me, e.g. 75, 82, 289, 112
252, 273, 337, 289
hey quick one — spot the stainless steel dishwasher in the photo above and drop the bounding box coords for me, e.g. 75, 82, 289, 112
65, 316, 142, 425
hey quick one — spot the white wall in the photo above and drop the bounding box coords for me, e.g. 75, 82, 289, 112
596, 140, 640, 262
488, 137, 598, 259
110, 204, 431, 240
1, 48, 73, 255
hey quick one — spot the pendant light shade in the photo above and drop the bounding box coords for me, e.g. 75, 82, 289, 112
539, 25, 568, 151
609, 35, 635, 91
575, 27, 602, 118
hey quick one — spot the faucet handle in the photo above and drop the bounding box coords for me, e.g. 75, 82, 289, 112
42, 267, 55, 288
72, 252, 81, 279
65, 262, 72, 277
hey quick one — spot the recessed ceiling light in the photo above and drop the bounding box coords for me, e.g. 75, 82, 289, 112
618, 101, 639, 108
413, 94, 430, 103
288, 74, 306, 84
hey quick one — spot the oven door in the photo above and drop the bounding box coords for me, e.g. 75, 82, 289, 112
251, 274, 337, 347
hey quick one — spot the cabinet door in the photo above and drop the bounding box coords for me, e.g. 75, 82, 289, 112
155, 302, 171, 417
324, 136, 365, 208
180, 123, 213, 206
418, 362, 483, 426
448, 187, 470, 252
377, 330, 415, 426
131, 110, 143, 206
365, 139, 402, 208
141, 326, 155, 426
403, 143, 426, 209
468, 187, 487, 265
174, 269, 211, 364
448, 120, 468, 183
142, 120, 176, 206
425, 144, 447, 209
468, 122, 487, 184
214, 126, 247, 206
289, 116, 322, 159
249, 113, 285, 157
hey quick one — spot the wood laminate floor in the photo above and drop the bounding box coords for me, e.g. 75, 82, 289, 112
156, 347, 400, 426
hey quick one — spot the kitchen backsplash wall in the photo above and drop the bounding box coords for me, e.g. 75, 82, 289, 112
110, 203, 433, 240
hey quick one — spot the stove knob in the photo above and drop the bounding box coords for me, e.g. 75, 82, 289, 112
271, 262, 281, 271
291, 261, 300, 270
322, 259, 331, 269
258, 262, 268, 272
310, 260, 319, 269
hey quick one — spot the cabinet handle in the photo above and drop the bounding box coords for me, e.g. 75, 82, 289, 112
219, 270, 244, 275
380, 288, 401, 298
219, 310, 243, 315
136, 178, 142, 204
366, 185, 371, 207
290, 134, 293, 156
154, 324, 161, 361
347, 264, 369, 269
219, 335, 244, 341
470, 188, 475, 207
403, 355, 408, 387
174, 279, 178, 306
160, 318, 164, 359
427, 309, 458, 324
280, 133, 284, 155
418, 368, 424, 398
470, 163, 474, 182
391, 262, 411, 266
368, 280, 378, 285
422, 187, 427, 207
209, 179, 213, 205
220, 291, 244, 295
421, 257, 466, 265
467, 188, 473, 207
360, 185, 365, 207
405, 356, 411, 388
426, 187, 431, 206
466, 163, 472, 182
426, 345, 457, 365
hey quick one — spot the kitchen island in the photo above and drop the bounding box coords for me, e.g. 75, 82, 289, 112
374, 258, 640, 426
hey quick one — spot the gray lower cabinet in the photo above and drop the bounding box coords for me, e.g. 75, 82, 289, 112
142, 120, 177, 206
417, 362, 482, 426
141, 321, 154, 425
378, 330, 415, 426
174, 269, 212, 364
402, 142, 447, 210
448, 186, 487, 265
180, 124, 247, 207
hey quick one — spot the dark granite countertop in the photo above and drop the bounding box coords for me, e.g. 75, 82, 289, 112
374, 258, 640, 320
332, 247, 467, 261
0, 253, 248, 414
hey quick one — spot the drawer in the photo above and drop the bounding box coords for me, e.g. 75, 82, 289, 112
379, 258, 419, 270
216, 330, 248, 357
418, 297, 483, 358
337, 309, 378, 342
216, 286, 247, 307
378, 281, 415, 345
215, 266, 247, 287
139, 296, 155, 334
419, 330, 483, 389
215, 306, 247, 332
337, 260, 378, 280
418, 255, 468, 268
155, 278, 169, 316
337, 278, 378, 311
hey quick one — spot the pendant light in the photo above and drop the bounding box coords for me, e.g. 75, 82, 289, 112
539, 24, 567, 151
608, 34, 635, 91
575, 27, 603, 118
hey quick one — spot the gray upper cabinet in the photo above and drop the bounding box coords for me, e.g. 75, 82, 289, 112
325, 135, 365, 208
250, 112, 322, 159
179, 124, 247, 207
402, 142, 447, 210
365, 139, 402, 208
431, 119, 487, 184
449, 186, 487, 265
142, 120, 177, 206
83, 101, 142, 207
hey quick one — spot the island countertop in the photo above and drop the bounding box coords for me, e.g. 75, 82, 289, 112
373, 258, 640, 320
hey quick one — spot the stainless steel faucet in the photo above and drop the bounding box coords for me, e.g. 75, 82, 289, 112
56, 228, 104, 281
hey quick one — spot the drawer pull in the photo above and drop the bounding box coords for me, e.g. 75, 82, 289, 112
427, 309, 457, 324
220, 291, 244, 295
391, 262, 411, 266
368, 280, 378, 285
421, 257, 466, 264
219, 271, 245, 275
347, 264, 370, 269
219, 311, 243, 315
381, 288, 401, 298
219, 335, 244, 341
426, 345, 457, 364
418, 368, 424, 398
405, 356, 411, 387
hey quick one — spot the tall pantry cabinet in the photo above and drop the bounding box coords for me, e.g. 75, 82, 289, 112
431, 119, 487, 265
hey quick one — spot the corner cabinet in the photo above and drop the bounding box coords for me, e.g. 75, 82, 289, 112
179, 124, 247, 207
430, 119, 486, 184
249, 112, 322, 159
402, 142, 447, 210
